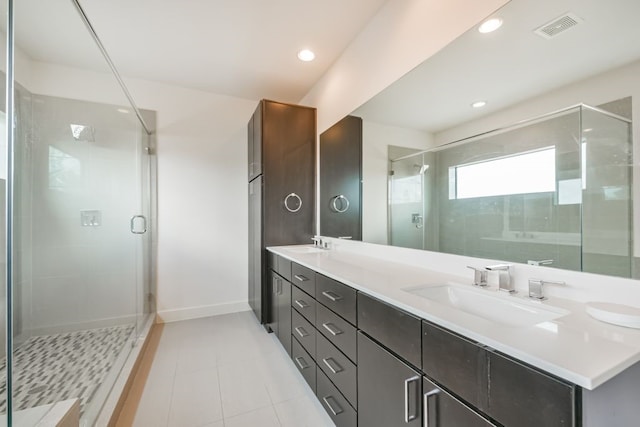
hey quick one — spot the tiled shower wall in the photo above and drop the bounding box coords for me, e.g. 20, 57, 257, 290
19, 93, 143, 336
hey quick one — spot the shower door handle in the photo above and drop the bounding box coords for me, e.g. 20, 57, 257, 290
130, 215, 147, 234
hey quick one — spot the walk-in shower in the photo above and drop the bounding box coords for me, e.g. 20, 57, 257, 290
0, 0, 157, 425
389, 102, 633, 278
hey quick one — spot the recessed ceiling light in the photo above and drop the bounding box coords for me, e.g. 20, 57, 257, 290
117, 108, 129, 114
471, 100, 487, 108
297, 49, 315, 62
478, 18, 503, 34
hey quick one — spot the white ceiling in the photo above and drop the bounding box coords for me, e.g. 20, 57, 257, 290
354, 0, 640, 134
11, 0, 388, 103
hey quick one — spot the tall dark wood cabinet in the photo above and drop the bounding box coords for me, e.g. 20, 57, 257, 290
248, 99, 316, 325
320, 115, 362, 240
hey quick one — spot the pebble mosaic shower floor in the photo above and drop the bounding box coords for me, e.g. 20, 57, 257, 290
0, 324, 134, 417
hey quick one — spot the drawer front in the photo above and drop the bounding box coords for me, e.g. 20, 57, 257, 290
292, 336, 316, 393
277, 256, 292, 282
357, 292, 422, 368
316, 274, 357, 325
292, 285, 316, 324
422, 321, 488, 410
317, 369, 357, 427
487, 351, 576, 427
316, 332, 357, 408
316, 304, 357, 363
423, 377, 495, 427
291, 263, 316, 296
292, 309, 317, 360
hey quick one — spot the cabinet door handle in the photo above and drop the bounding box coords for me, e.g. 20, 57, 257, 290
423, 388, 440, 427
294, 326, 310, 338
322, 357, 344, 374
322, 395, 344, 416
321, 290, 343, 302
294, 356, 310, 370
294, 274, 309, 282
322, 322, 343, 336
404, 376, 420, 423
294, 299, 310, 309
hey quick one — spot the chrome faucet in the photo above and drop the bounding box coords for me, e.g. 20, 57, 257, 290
467, 266, 488, 287
486, 264, 515, 293
528, 278, 565, 300
527, 259, 553, 266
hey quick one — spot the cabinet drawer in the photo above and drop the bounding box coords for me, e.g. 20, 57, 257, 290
276, 256, 292, 282
292, 285, 316, 324
316, 332, 357, 409
317, 369, 357, 427
357, 292, 422, 368
487, 351, 577, 427
316, 304, 357, 363
316, 274, 357, 325
423, 377, 495, 427
291, 263, 316, 296
422, 321, 488, 410
292, 336, 316, 393
292, 309, 316, 360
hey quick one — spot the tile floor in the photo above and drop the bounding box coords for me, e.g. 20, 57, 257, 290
117, 311, 335, 427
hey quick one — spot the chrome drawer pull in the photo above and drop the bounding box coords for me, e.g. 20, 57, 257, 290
322, 357, 344, 374
321, 290, 343, 302
294, 274, 309, 282
322, 322, 343, 336
322, 396, 344, 416
294, 356, 310, 370
404, 376, 420, 423
423, 388, 440, 427
295, 299, 310, 309
294, 326, 310, 338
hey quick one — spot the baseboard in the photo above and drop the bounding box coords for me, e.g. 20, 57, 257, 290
156, 301, 250, 323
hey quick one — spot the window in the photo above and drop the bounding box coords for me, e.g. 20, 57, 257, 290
450, 147, 556, 199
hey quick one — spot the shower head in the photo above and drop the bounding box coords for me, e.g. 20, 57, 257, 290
70, 124, 95, 142
417, 164, 429, 174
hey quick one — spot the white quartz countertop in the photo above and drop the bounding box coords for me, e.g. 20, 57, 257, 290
268, 245, 640, 390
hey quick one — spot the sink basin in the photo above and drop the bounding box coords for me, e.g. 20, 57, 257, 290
404, 284, 569, 327
286, 246, 326, 254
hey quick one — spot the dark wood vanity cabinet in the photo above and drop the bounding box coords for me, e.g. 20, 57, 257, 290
320, 115, 362, 240
423, 377, 496, 427
422, 319, 577, 427
357, 331, 422, 427
268, 269, 292, 356
248, 100, 316, 326
487, 351, 577, 427
422, 321, 488, 411
268, 252, 584, 427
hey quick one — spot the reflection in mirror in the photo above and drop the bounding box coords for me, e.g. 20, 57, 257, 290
388, 104, 632, 277
320, 0, 640, 279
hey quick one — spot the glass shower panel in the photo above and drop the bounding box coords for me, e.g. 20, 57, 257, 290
580, 107, 633, 277
4, 0, 153, 424
389, 153, 427, 249
435, 107, 583, 269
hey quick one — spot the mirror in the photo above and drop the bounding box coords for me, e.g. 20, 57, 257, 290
319, 0, 640, 279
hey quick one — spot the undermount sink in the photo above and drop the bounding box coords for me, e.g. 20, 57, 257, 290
286, 246, 326, 254
404, 284, 570, 327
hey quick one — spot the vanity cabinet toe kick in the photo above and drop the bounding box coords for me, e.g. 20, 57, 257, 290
268, 249, 640, 427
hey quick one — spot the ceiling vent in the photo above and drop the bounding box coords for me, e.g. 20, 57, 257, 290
534, 13, 583, 39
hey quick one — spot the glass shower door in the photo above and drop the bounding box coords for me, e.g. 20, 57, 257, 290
389, 153, 427, 249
